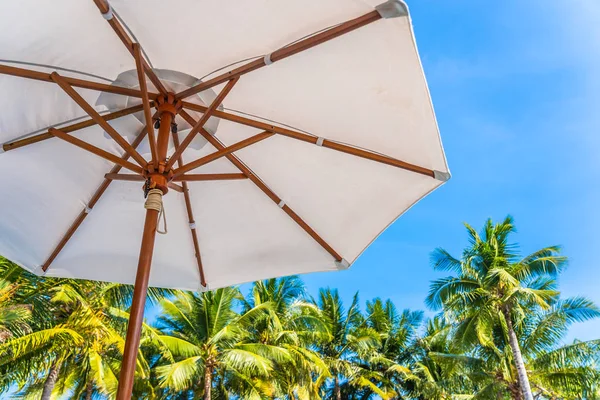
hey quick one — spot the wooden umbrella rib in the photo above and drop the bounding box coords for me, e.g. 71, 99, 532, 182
50, 72, 148, 168
179, 110, 343, 261
49, 128, 143, 174
165, 77, 239, 171
133, 43, 158, 167
173, 173, 248, 182
92, 0, 167, 95
176, 10, 382, 99
168, 182, 184, 193
0, 63, 158, 99
105, 173, 145, 181
182, 102, 435, 178
42, 129, 148, 272
3, 103, 147, 152
171, 131, 274, 178
172, 132, 207, 287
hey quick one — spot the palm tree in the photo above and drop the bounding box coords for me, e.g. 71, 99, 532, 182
313, 288, 381, 400
420, 299, 600, 399
0, 263, 31, 343
403, 316, 481, 399
519, 296, 600, 398
426, 216, 598, 400
242, 277, 329, 399
0, 276, 166, 399
152, 287, 289, 399
360, 299, 423, 399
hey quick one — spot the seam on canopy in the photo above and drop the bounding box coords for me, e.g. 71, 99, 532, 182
0, 59, 113, 83
279, 23, 342, 50
197, 56, 264, 82
112, 8, 155, 69
223, 108, 316, 137
197, 23, 342, 83
5, 108, 121, 143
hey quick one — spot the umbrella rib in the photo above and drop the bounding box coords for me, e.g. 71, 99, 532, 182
50, 72, 148, 168
165, 77, 239, 172
168, 182, 185, 193
0, 63, 159, 99
104, 173, 145, 182
172, 173, 248, 182
2, 103, 148, 152
179, 110, 343, 262
176, 10, 382, 99
49, 128, 143, 174
182, 103, 436, 178
171, 131, 274, 178
104, 173, 248, 182
172, 132, 207, 288
41, 129, 148, 272
92, 0, 168, 95
133, 44, 159, 168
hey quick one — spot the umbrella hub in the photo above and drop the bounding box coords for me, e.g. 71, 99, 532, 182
155, 93, 183, 121
142, 93, 183, 194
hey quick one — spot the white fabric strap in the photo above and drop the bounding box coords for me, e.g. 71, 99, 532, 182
316, 137, 324, 147
84, 206, 92, 214
277, 200, 286, 208
263, 53, 273, 65
101, 4, 114, 20
189, 222, 196, 230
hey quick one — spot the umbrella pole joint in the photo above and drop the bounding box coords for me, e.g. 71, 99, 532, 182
139, 94, 183, 193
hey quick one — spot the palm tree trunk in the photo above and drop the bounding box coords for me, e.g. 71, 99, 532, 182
334, 376, 341, 400
503, 307, 533, 400
203, 364, 213, 400
85, 381, 93, 400
508, 383, 523, 400
41, 361, 61, 400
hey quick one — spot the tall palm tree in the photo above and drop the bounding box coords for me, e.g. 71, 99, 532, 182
153, 287, 289, 399
426, 216, 596, 400
421, 298, 600, 399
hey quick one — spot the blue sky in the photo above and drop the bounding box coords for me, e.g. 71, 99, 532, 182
282, 0, 600, 342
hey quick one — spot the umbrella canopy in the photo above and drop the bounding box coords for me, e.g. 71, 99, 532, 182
1, 1, 450, 396
0, 0, 448, 291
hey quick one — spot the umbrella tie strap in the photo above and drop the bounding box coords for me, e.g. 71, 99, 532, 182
144, 188, 167, 234
101, 4, 114, 20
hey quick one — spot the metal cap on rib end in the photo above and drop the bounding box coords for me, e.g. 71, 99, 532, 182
33, 265, 47, 276
434, 170, 451, 182
375, 0, 408, 19
199, 283, 211, 292
335, 258, 351, 270
0, 146, 5, 154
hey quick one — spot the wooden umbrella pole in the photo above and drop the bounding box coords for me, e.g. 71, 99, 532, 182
116, 207, 158, 399
116, 95, 179, 399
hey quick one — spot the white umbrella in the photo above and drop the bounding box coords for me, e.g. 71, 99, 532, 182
0, 0, 449, 397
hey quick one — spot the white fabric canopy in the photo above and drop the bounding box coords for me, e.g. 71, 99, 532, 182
0, 0, 449, 291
